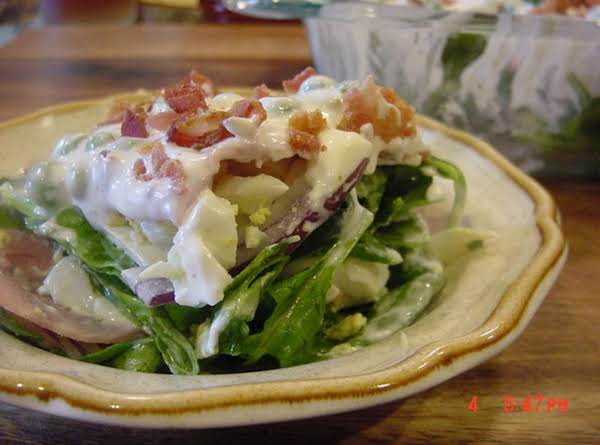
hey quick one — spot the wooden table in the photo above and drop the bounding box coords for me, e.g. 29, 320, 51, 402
0, 25, 598, 444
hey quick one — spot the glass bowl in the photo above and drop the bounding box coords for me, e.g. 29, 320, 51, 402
305, 3, 600, 178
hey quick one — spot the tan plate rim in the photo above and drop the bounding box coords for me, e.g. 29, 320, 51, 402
0, 91, 566, 419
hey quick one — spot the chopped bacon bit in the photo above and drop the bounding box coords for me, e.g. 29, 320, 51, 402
146, 111, 179, 132
288, 110, 327, 153
105, 100, 151, 126
121, 109, 148, 138
164, 84, 207, 114
379, 86, 416, 136
133, 143, 186, 193
163, 70, 216, 114
289, 130, 324, 154
253, 83, 272, 99
151, 143, 170, 172
337, 79, 416, 142
133, 158, 148, 180
282, 67, 318, 93
229, 99, 267, 124
289, 109, 327, 134
167, 111, 232, 150
186, 70, 217, 98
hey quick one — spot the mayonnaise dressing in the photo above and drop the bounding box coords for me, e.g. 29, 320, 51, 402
38, 75, 426, 307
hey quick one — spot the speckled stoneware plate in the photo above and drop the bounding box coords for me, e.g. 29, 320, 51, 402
0, 89, 566, 428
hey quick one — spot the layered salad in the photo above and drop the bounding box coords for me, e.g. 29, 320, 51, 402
0, 68, 467, 374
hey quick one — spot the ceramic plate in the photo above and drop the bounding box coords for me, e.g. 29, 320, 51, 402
0, 90, 566, 428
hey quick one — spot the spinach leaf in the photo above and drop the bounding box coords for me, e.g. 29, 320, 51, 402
358, 269, 444, 344
54, 207, 135, 276
0, 182, 47, 227
80, 342, 133, 364
375, 165, 432, 228
110, 338, 163, 373
351, 232, 402, 265
0, 308, 42, 342
163, 303, 209, 334
422, 32, 487, 117
241, 193, 373, 367
356, 169, 387, 214
441, 33, 488, 83
0, 206, 25, 230
376, 215, 429, 251
90, 272, 199, 375
195, 238, 293, 359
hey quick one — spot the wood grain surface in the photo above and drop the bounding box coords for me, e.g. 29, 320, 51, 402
0, 25, 598, 445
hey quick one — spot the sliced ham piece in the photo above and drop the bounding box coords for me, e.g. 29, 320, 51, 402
0, 230, 54, 276
0, 273, 141, 343
0, 230, 142, 343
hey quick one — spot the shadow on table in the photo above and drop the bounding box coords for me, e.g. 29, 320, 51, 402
0, 371, 505, 445
0, 400, 398, 445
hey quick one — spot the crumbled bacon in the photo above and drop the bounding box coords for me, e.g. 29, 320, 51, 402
229, 99, 267, 124
282, 67, 318, 93
133, 158, 148, 180
164, 83, 207, 114
186, 70, 217, 97
288, 110, 327, 153
163, 71, 216, 114
133, 143, 186, 193
253, 84, 272, 99
337, 78, 416, 142
379, 86, 416, 136
163, 70, 216, 115
167, 111, 232, 150
151, 143, 170, 172
121, 108, 148, 138
146, 111, 179, 132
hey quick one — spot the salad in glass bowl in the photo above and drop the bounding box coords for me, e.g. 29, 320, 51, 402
0, 68, 469, 375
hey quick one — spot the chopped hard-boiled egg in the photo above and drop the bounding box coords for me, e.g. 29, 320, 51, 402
139, 189, 237, 307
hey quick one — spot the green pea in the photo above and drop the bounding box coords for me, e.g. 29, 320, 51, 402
86, 132, 115, 152
111, 137, 139, 151
53, 134, 87, 157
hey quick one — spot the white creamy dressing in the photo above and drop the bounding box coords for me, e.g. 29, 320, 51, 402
40, 76, 426, 307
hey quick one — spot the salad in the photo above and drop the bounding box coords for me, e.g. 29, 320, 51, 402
0, 68, 468, 375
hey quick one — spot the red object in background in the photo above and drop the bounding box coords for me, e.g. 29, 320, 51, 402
200, 0, 299, 23
40, 0, 137, 24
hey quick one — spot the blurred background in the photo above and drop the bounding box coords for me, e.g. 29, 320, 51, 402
0, 0, 598, 177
